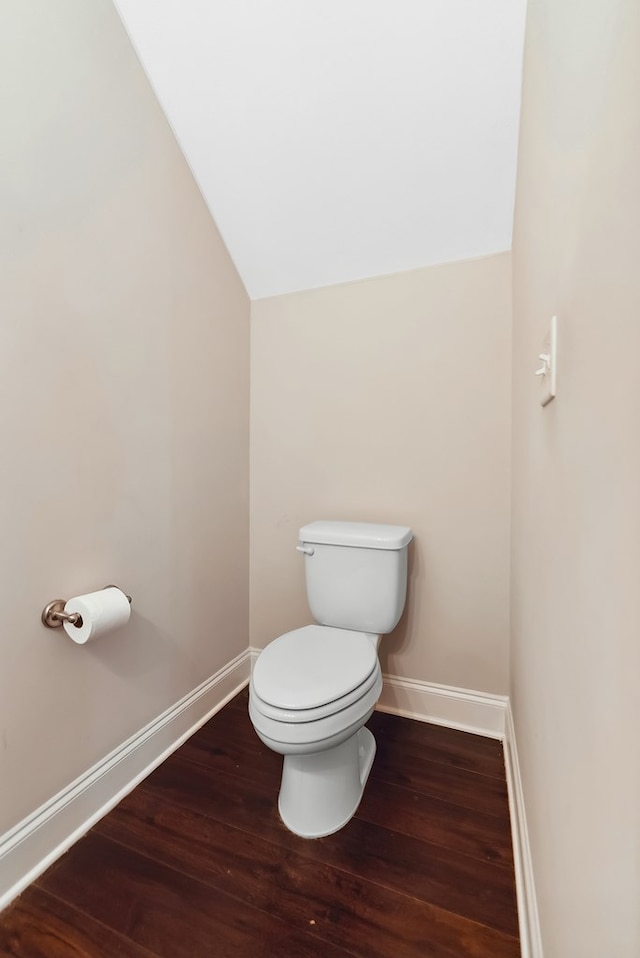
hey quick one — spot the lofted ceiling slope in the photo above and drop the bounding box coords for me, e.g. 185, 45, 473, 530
114, 1, 527, 299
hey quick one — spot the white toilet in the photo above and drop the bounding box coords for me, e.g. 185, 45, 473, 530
249, 520, 412, 839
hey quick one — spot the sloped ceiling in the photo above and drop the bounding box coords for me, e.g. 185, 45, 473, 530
113, 1, 527, 299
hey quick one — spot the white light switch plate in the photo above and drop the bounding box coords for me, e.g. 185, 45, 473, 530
539, 315, 557, 407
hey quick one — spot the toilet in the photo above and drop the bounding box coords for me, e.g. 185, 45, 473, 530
249, 520, 412, 838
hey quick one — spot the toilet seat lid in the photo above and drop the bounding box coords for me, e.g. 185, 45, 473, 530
252, 625, 378, 711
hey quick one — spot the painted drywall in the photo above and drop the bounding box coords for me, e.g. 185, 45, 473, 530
0, 0, 250, 836
251, 253, 511, 695
511, 0, 640, 953
113, 0, 527, 298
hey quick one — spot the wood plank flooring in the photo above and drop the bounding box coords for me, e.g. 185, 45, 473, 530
0, 687, 520, 957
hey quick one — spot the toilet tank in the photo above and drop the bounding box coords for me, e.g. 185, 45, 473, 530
298, 521, 413, 634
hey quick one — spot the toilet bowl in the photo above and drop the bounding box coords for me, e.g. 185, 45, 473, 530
250, 625, 382, 837
248, 520, 412, 839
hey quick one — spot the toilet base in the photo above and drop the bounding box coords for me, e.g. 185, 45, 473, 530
278, 726, 376, 838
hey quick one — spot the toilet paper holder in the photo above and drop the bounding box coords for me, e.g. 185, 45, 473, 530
41, 585, 132, 630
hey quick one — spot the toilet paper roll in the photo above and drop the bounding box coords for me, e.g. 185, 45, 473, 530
63, 587, 131, 644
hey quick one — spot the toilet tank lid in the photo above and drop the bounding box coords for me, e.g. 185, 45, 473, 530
299, 520, 413, 550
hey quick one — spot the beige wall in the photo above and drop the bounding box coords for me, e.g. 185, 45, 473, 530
0, 1, 250, 835
511, 0, 640, 954
251, 254, 512, 694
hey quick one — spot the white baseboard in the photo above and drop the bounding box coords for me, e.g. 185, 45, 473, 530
0, 648, 251, 912
377, 672, 508, 739
249, 645, 261, 669
504, 701, 544, 958
374, 671, 542, 954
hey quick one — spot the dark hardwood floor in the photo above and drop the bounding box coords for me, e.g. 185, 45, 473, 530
0, 687, 520, 957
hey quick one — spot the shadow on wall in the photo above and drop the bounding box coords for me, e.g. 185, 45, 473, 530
379, 539, 423, 673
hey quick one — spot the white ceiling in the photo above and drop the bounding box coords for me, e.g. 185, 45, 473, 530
113, 0, 527, 299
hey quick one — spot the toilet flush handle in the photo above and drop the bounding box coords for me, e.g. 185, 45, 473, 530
296, 545, 315, 556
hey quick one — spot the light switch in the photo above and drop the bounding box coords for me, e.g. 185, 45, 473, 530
536, 315, 557, 407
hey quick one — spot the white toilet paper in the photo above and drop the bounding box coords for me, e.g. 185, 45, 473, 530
63, 587, 131, 644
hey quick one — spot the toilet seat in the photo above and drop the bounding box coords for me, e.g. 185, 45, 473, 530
250, 668, 382, 751
251, 625, 379, 717
251, 664, 380, 725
